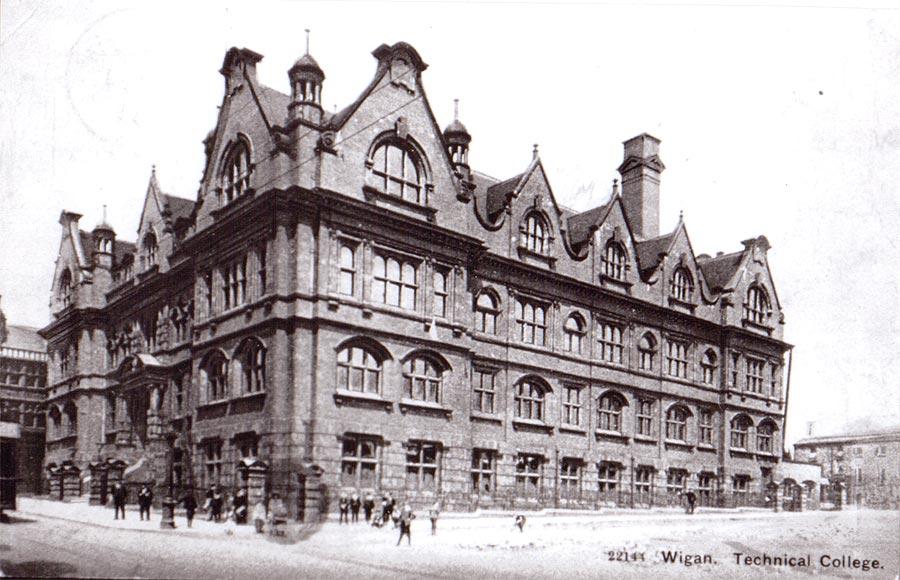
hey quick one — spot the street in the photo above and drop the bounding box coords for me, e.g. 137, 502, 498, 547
1, 507, 898, 579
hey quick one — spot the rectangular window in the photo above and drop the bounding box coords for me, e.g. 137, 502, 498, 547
515, 453, 542, 497
636, 400, 654, 437
598, 462, 621, 497
222, 256, 248, 310
406, 441, 439, 491
235, 433, 259, 460
666, 469, 687, 500
203, 439, 223, 486
341, 435, 379, 489
515, 299, 547, 346
698, 410, 713, 446
730, 352, 740, 388
373, 253, 418, 311
562, 386, 582, 427
769, 363, 779, 396
471, 449, 495, 494
666, 339, 689, 378
257, 242, 268, 296
732, 475, 750, 506
698, 472, 714, 506
203, 271, 213, 316
432, 267, 448, 317
746, 358, 765, 393
472, 369, 496, 414
597, 322, 624, 364
560, 459, 581, 499
634, 466, 654, 505
339, 243, 355, 296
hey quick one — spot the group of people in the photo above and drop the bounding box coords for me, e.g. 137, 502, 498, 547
108, 482, 154, 521
337, 492, 440, 546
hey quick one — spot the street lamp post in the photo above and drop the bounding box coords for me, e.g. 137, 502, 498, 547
160, 431, 177, 529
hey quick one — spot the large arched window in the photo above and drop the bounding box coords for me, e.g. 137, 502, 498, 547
602, 241, 627, 280
371, 140, 423, 203
564, 314, 586, 354
59, 269, 74, 308
201, 351, 229, 402
235, 338, 267, 394
670, 267, 693, 302
665, 405, 690, 442
522, 212, 549, 255
402, 355, 445, 403
474, 290, 500, 334
757, 419, 777, 454
142, 232, 158, 269
336, 344, 383, 394
745, 285, 771, 325
221, 139, 252, 203
597, 392, 626, 433
515, 378, 548, 421
730, 415, 752, 450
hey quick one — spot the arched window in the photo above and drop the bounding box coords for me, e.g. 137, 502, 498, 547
730, 415, 752, 450
474, 291, 500, 334
564, 314, 586, 354
201, 351, 229, 402
602, 241, 627, 280
638, 333, 657, 371
522, 212, 549, 255
143, 232, 158, 269
403, 355, 444, 403
597, 392, 625, 433
336, 344, 383, 394
371, 141, 423, 203
59, 269, 74, 308
670, 267, 693, 302
235, 338, 266, 394
757, 420, 777, 454
515, 378, 547, 421
745, 285, 771, 325
701, 349, 718, 385
665, 405, 690, 442
221, 139, 252, 203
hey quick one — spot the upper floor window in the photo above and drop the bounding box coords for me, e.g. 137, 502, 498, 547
222, 256, 248, 311
636, 399, 655, 437
746, 357, 766, 393
602, 241, 627, 280
515, 378, 547, 421
59, 269, 74, 308
665, 405, 689, 442
373, 254, 418, 311
598, 322, 624, 364
142, 233, 158, 269
666, 339, 689, 379
597, 392, 624, 433
522, 212, 549, 255
403, 356, 443, 403
515, 298, 547, 346
698, 409, 714, 446
336, 345, 383, 395
472, 368, 496, 414
236, 338, 266, 394
256, 242, 268, 296
670, 267, 693, 302
757, 420, 776, 454
638, 333, 656, 371
432, 267, 449, 318
371, 141, 423, 204
475, 291, 500, 334
221, 139, 252, 203
563, 314, 586, 354
561, 385, 582, 427
701, 349, 718, 385
730, 415, 752, 450
745, 285, 771, 325
339, 243, 356, 296
201, 351, 229, 402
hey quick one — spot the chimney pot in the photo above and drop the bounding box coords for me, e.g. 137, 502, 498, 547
617, 133, 664, 240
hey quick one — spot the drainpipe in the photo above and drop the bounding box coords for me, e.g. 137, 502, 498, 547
781, 346, 794, 458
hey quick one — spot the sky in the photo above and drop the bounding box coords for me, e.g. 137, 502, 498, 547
1, 1, 898, 447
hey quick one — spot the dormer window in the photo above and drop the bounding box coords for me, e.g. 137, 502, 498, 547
59, 269, 74, 308
745, 285, 771, 325
670, 267, 693, 302
602, 241, 627, 280
522, 212, 549, 255
142, 232, 158, 269
221, 138, 252, 203
371, 141, 423, 204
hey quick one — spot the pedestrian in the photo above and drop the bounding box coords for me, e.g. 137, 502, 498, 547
685, 490, 697, 515
428, 500, 440, 536
386, 493, 396, 528
253, 500, 266, 534
396, 503, 415, 546
233, 487, 249, 524
182, 489, 197, 528
338, 492, 350, 524
138, 484, 154, 521
205, 484, 215, 521
112, 482, 126, 520
514, 514, 526, 532
363, 492, 375, 523
350, 492, 361, 523
211, 485, 224, 523
379, 497, 390, 526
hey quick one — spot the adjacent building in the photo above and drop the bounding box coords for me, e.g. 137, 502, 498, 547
795, 428, 900, 509
41, 41, 798, 518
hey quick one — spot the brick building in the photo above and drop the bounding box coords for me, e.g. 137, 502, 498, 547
41, 42, 799, 518
0, 300, 48, 494
794, 428, 900, 509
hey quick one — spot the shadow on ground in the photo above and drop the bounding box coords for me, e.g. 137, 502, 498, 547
263, 520, 325, 544
0, 559, 79, 578
0, 514, 37, 525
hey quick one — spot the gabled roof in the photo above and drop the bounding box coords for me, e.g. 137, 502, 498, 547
567, 202, 612, 248
634, 231, 676, 276
698, 251, 743, 292
486, 172, 524, 218
161, 194, 195, 224
114, 240, 136, 265
3, 324, 46, 352
256, 84, 291, 128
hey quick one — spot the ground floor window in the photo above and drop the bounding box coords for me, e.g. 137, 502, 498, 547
666, 468, 687, 503
634, 466, 654, 505
235, 432, 259, 460
173, 448, 184, 489
406, 441, 439, 492
516, 453, 543, 497
341, 435, 379, 489
471, 449, 495, 494
598, 461, 621, 501
732, 475, 750, 506
697, 472, 715, 506
202, 439, 223, 486
560, 458, 581, 499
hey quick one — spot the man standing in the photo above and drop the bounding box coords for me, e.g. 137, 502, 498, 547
338, 492, 350, 524
181, 489, 197, 528
396, 503, 415, 546
363, 493, 375, 523
138, 484, 153, 521
233, 487, 249, 524
428, 500, 440, 536
685, 490, 697, 515
350, 492, 361, 523
112, 482, 126, 520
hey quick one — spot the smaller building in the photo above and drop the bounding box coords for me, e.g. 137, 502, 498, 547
794, 428, 900, 509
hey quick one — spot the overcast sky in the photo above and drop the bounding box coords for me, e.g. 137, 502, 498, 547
1, 1, 898, 446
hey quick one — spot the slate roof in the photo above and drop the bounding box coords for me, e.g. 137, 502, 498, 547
256, 84, 291, 127
3, 324, 46, 352
161, 194, 195, 223
485, 173, 523, 219
567, 203, 611, 248
795, 428, 900, 447
697, 251, 743, 292
634, 232, 675, 275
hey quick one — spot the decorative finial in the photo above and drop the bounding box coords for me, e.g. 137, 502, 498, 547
151, 164, 156, 177
532, 143, 539, 159
612, 178, 619, 195
453, 98, 459, 121
102, 204, 107, 223
305, 29, 310, 55
679, 209, 684, 221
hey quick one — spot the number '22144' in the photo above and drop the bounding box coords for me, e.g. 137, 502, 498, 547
608, 551, 646, 562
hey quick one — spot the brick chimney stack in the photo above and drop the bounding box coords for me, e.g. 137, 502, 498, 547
617, 133, 665, 240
